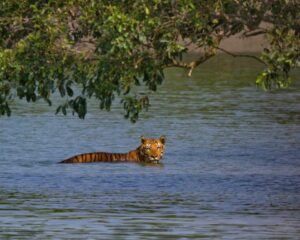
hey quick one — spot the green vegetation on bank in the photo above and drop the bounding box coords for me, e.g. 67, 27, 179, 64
0, 0, 299, 121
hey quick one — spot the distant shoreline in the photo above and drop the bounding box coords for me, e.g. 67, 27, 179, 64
188, 33, 268, 53
219, 33, 268, 52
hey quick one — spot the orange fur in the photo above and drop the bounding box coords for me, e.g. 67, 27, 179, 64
60, 136, 166, 164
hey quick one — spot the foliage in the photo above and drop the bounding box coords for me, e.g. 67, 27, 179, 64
0, 0, 299, 121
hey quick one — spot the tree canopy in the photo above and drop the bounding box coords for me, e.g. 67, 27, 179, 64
0, 0, 299, 122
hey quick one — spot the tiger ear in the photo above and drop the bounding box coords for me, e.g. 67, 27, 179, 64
160, 135, 166, 144
141, 135, 146, 144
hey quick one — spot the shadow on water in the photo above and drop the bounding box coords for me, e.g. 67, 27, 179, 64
1, 54, 300, 239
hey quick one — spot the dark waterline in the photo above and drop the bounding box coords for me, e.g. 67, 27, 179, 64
1, 55, 300, 239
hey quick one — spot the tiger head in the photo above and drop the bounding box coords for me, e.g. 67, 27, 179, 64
139, 136, 166, 163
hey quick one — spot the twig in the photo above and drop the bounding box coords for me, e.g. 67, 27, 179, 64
243, 29, 266, 37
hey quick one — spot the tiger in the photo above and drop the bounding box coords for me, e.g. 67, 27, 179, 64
59, 136, 166, 164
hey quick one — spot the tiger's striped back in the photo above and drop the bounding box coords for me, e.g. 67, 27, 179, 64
60, 152, 136, 163
59, 135, 166, 164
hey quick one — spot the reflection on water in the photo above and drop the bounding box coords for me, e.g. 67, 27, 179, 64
1, 55, 300, 239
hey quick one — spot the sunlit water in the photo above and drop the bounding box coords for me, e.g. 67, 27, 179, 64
1, 55, 300, 239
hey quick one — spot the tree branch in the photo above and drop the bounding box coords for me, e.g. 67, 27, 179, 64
166, 51, 215, 76
243, 29, 266, 37
217, 47, 267, 66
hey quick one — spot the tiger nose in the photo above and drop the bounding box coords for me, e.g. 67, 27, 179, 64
151, 155, 158, 159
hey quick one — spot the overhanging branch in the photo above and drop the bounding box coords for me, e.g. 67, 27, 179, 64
243, 29, 266, 37
166, 51, 215, 77
217, 47, 267, 66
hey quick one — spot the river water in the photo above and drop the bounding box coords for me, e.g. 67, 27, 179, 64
1, 55, 300, 239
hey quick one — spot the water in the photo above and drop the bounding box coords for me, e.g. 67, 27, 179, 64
1, 55, 300, 239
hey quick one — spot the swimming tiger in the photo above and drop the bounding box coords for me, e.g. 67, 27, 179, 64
59, 136, 166, 164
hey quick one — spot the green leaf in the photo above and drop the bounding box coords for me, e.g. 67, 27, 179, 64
66, 86, 74, 97
62, 106, 67, 115
55, 105, 62, 115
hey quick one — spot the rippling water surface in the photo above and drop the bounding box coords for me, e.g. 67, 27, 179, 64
1, 55, 300, 239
